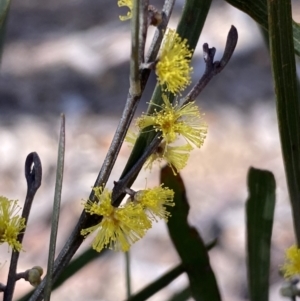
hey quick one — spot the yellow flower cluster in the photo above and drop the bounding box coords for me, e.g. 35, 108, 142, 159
81, 186, 174, 252
117, 2, 204, 174
134, 186, 175, 221
131, 94, 207, 174
137, 95, 206, 146
117, 0, 193, 94
281, 245, 300, 278
0, 196, 26, 251
144, 142, 193, 175
156, 29, 193, 95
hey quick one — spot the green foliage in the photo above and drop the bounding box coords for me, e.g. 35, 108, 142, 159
246, 167, 276, 301
225, 0, 300, 56
267, 0, 300, 246
126, 264, 185, 301
161, 166, 221, 301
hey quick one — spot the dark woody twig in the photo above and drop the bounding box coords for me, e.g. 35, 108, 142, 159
111, 133, 162, 206
182, 25, 238, 105
4, 152, 42, 301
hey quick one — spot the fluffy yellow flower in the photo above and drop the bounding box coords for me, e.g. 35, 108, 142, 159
156, 29, 193, 94
0, 196, 25, 251
281, 245, 300, 278
81, 187, 151, 252
136, 94, 207, 147
118, 0, 132, 21
134, 186, 175, 221
146, 141, 193, 174
126, 130, 193, 174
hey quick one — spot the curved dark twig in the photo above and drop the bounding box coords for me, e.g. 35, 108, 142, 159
4, 152, 42, 301
182, 25, 238, 105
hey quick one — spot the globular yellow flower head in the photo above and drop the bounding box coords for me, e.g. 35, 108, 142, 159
136, 94, 207, 147
156, 29, 193, 94
134, 185, 175, 221
81, 187, 151, 252
160, 143, 193, 174
118, 0, 133, 21
126, 131, 192, 174
281, 245, 300, 278
0, 196, 25, 252
146, 141, 193, 175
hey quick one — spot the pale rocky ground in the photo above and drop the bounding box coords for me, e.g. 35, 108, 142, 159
0, 0, 299, 300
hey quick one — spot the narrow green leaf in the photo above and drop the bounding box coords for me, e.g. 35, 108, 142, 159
44, 115, 66, 301
161, 166, 221, 301
267, 0, 300, 245
176, 0, 212, 50
246, 167, 276, 301
126, 264, 185, 301
126, 240, 216, 301
224, 0, 300, 56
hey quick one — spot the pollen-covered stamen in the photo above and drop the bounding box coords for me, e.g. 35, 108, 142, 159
81, 187, 151, 252
0, 197, 26, 251
136, 94, 207, 147
155, 29, 193, 94
134, 185, 175, 221
281, 245, 300, 278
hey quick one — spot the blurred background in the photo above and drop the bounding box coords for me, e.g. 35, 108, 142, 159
0, 0, 299, 300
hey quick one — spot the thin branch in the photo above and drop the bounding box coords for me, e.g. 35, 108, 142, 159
111, 133, 162, 206
141, 0, 175, 89
4, 153, 42, 301
182, 25, 238, 105
145, 0, 175, 63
